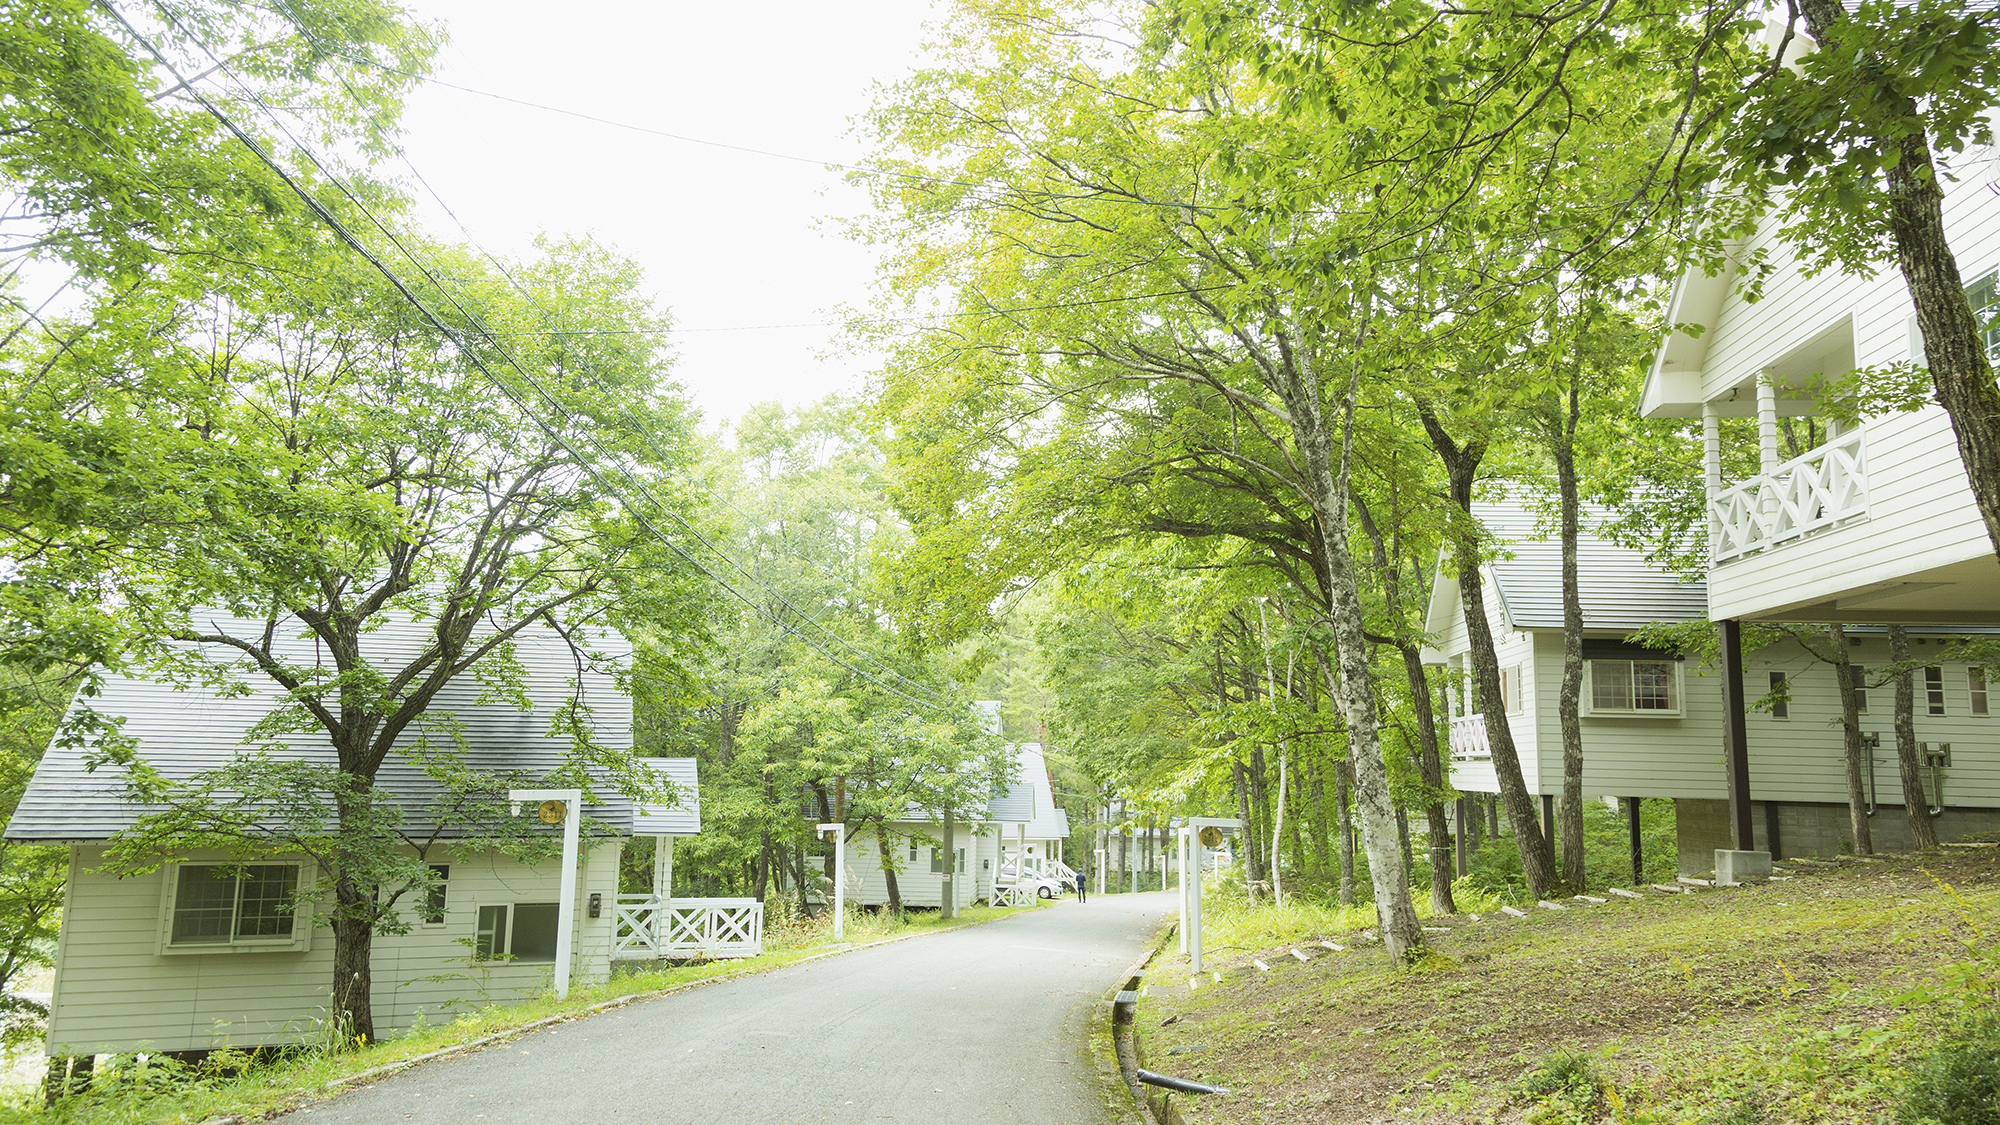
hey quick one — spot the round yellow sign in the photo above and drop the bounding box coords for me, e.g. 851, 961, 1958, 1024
1198, 825, 1224, 848
538, 799, 568, 825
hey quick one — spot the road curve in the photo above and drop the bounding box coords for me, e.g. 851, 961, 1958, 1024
287, 891, 1174, 1125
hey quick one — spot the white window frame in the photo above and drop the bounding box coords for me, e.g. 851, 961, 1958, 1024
474, 901, 561, 963
1501, 664, 1525, 715
157, 859, 314, 955
1581, 658, 1684, 717
1971, 666, 1989, 717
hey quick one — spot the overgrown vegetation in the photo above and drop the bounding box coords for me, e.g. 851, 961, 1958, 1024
1137, 849, 2000, 1125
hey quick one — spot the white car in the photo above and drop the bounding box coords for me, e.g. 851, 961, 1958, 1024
996, 864, 1065, 898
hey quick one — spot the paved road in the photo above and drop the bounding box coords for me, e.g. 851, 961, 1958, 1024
291, 892, 1173, 1125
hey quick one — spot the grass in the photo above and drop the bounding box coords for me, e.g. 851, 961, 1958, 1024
2, 901, 1033, 1124
1134, 848, 2000, 1124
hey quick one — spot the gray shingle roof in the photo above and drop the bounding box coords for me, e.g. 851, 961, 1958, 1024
4, 612, 652, 843
1476, 502, 1708, 631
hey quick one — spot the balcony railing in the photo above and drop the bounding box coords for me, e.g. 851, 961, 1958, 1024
1710, 430, 1868, 564
613, 895, 764, 960
1448, 714, 1491, 761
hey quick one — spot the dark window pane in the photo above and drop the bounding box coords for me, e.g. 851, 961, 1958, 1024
476, 904, 508, 959
424, 865, 449, 925
234, 866, 296, 938
509, 903, 560, 962
172, 866, 236, 944
1634, 662, 1675, 710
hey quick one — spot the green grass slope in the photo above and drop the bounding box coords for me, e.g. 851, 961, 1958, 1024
1136, 849, 2000, 1125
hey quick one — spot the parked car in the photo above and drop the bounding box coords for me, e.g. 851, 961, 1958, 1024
995, 863, 1065, 898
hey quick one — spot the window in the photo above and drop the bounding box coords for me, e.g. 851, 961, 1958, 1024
1926, 666, 1946, 716
1769, 671, 1790, 719
1502, 665, 1524, 714
1972, 667, 1989, 717
161, 862, 309, 953
422, 865, 449, 925
1586, 659, 1680, 715
929, 848, 966, 875
1850, 664, 1869, 714
474, 902, 559, 962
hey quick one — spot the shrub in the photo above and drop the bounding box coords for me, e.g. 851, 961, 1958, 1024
1897, 1013, 2000, 1125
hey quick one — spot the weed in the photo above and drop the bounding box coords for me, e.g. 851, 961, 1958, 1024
1513, 1048, 1606, 1124
1896, 1012, 2000, 1125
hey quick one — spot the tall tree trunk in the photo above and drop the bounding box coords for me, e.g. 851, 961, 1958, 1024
875, 821, 903, 913
1335, 755, 1355, 904
1309, 756, 1331, 881
329, 875, 376, 1044
1888, 626, 1940, 849
940, 807, 957, 919
1555, 415, 1587, 893
1797, 0, 2000, 570
1419, 404, 1557, 900
1831, 624, 1875, 855
1272, 343, 1423, 960
1356, 496, 1457, 913
1230, 758, 1263, 885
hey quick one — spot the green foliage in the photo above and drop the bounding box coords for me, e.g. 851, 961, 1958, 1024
1458, 799, 1677, 900
1897, 1013, 2000, 1125
1513, 1048, 1607, 1124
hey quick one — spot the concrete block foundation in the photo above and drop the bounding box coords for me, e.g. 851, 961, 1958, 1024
1675, 798, 2000, 874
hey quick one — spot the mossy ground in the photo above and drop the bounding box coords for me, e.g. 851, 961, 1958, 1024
1135, 849, 2000, 1124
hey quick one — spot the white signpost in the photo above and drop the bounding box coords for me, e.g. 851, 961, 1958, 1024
508, 787, 582, 999
1181, 817, 1241, 973
816, 823, 846, 941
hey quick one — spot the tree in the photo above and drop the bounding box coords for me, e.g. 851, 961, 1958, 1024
31, 234, 713, 1045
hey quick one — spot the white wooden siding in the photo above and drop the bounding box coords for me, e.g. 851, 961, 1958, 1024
1683, 169, 2000, 620
46, 842, 621, 1055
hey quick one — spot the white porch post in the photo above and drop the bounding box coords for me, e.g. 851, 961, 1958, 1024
816, 823, 844, 941
652, 835, 676, 901
1756, 369, 1779, 475
509, 788, 582, 999
1702, 402, 1722, 544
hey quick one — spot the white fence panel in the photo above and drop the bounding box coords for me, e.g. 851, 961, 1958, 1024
613, 895, 764, 960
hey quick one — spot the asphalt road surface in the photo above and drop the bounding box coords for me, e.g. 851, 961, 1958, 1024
289, 891, 1174, 1125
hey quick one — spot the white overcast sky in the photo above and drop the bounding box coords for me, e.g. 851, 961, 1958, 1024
393, 0, 943, 431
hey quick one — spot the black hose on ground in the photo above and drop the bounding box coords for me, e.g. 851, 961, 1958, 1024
1135, 1069, 1229, 1095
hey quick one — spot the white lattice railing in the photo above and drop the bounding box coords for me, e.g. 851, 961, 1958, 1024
613, 895, 764, 960
1449, 714, 1491, 761
1710, 430, 1869, 564
990, 884, 1036, 908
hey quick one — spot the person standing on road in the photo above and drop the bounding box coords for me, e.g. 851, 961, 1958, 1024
1075, 870, 1088, 903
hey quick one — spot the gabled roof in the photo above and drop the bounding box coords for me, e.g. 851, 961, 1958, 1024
1424, 501, 1707, 645
5, 611, 648, 843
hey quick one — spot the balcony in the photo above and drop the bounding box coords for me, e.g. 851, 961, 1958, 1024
1448, 714, 1491, 761
1710, 430, 1868, 565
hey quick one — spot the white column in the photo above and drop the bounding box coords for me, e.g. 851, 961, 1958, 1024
652, 835, 675, 902
1756, 370, 1779, 475
1189, 835, 1206, 973
508, 788, 581, 999
1703, 401, 1724, 552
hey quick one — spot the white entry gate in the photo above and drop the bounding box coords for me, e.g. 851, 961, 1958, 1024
614, 895, 764, 960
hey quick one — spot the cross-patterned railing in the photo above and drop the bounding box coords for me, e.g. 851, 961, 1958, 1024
1710, 430, 1868, 564
990, 884, 1036, 908
613, 895, 764, 960
1448, 714, 1491, 761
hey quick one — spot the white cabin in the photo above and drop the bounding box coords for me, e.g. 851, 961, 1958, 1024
6, 614, 707, 1057
1424, 505, 2000, 870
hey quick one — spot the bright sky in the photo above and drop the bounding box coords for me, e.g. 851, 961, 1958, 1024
394, 0, 942, 432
